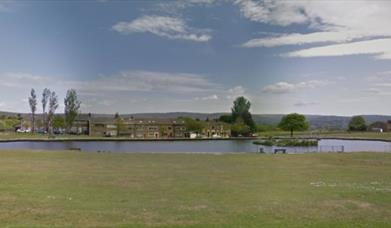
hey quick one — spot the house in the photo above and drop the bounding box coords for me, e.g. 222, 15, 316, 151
73, 115, 231, 139
201, 121, 231, 138
368, 121, 391, 132
86, 117, 187, 138
70, 119, 90, 135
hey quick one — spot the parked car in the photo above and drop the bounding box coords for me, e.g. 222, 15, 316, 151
53, 129, 65, 135
105, 131, 117, 137
36, 129, 47, 134
16, 128, 31, 133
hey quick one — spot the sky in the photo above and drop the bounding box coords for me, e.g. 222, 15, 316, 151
0, 0, 390, 115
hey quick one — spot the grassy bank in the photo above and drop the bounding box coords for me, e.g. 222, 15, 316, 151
0, 151, 390, 227
259, 131, 391, 141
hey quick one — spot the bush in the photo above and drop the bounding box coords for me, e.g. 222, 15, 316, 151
253, 139, 318, 147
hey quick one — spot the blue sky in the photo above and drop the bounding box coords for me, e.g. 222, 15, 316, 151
0, 0, 390, 115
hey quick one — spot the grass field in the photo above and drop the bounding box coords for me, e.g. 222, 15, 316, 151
259, 131, 391, 140
0, 151, 390, 227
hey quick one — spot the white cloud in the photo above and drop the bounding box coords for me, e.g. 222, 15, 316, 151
242, 31, 375, 48
361, 71, 391, 96
235, 0, 308, 26
374, 83, 391, 88
284, 38, 391, 59
112, 15, 211, 42
0, 71, 240, 113
262, 80, 330, 94
367, 71, 391, 82
294, 101, 319, 107
226, 85, 246, 99
362, 88, 382, 94
193, 85, 248, 102
156, 0, 217, 15
0, 73, 77, 91
81, 71, 219, 94
0, 71, 219, 95
194, 94, 219, 101
239, 0, 391, 60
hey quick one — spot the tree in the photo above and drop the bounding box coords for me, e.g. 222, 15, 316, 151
231, 118, 251, 137
114, 113, 124, 137
52, 115, 65, 129
278, 113, 309, 137
183, 117, 205, 134
219, 114, 233, 124
17, 113, 23, 129
348, 116, 367, 131
28, 88, 37, 133
64, 89, 81, 133
47, 91, 59, 136
231, 97, 256, 133
42, 88, 51, 132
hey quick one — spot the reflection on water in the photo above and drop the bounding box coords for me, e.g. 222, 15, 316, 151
0, 139, 390, 153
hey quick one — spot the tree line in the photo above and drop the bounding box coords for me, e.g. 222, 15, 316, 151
26, 91, 370, 137
218, 96, 309, 137
28, 88, 81, 135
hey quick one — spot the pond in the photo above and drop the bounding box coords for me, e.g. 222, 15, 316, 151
0, 139, 390, 153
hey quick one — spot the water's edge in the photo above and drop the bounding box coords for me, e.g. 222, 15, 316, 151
0, 136, 390, 143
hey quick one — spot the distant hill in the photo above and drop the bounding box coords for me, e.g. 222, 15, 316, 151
1, 111, 390, 130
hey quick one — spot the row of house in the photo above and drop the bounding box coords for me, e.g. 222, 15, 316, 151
368, 120, 391, 132
71, 115, 231, 139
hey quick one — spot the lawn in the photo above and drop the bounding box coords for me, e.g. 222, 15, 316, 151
259, 130, 391, 141
0, 151, 390, 227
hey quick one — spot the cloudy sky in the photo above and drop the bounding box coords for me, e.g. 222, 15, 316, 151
0, 0, 390, 115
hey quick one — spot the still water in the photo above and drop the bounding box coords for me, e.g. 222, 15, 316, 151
0, 139, 390, 153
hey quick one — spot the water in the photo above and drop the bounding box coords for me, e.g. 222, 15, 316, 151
0, 139, 390, 153
0, 140, 257, 153
319, 139, 391, 153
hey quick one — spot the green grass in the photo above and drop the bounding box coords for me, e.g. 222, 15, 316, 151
258, 131, 391, 140
0, 151, 390, 227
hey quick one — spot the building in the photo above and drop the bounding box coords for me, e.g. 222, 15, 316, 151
88, 117, 187, 138
201, 121, 231, 138
73, 115, 231, 138
368, 120, 391, 132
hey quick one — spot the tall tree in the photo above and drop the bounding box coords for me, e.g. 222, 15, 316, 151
219, 114, 233, 124
278, 113, 309, 137
41, 88, 51, 132
52, 115, 65, 130
64, 89, 81, 133
28, 88, 37, 133
231, 97, 256, 133
47, 91, 59, 136
114, 112, 124, 137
